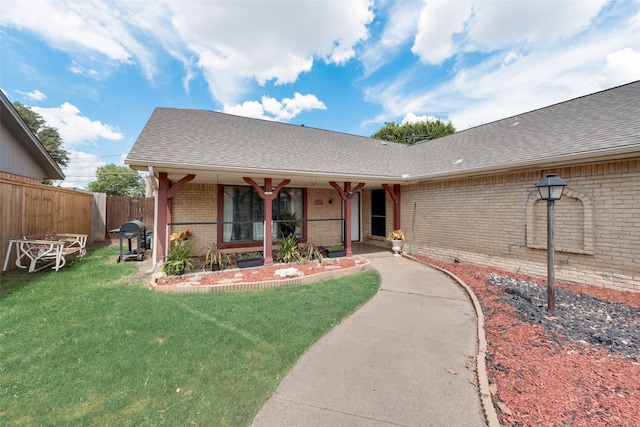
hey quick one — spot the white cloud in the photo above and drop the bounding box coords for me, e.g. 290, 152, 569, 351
360, 1, 421, 75
32, 103, 123, 146
401, 113, 441, 124
1, 0, 373, 103
410, 0, 606, 65
365, 1, 640, 130
223, 93, 326, 121
412, 1, 472, 64
465, 0, 606, 51
56, 150, 104, 190
166, 0, 373, 102
603, 48, 640, 85
16, 89, 47, 101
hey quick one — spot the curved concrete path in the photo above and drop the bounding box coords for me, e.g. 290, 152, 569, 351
252, 254, 487, 426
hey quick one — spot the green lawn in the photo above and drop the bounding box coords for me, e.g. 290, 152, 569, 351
0, 245, 380, 426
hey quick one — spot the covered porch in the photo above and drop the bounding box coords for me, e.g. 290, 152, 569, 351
147, 169, 403, 265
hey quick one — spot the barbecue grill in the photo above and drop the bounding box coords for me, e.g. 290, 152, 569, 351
116, 218, 147, 262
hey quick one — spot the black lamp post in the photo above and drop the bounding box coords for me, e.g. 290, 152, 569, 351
535, 174, 567, 312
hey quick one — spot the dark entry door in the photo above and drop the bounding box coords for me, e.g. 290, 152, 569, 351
371, 189, 386, 237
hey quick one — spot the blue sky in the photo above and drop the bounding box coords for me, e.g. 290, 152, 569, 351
1, 0, 639, 189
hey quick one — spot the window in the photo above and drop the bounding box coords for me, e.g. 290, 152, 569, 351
222, 186, 303, 243
371, 189, 386, 237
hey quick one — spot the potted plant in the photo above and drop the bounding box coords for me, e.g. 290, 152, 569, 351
204, 242, 226, 271
387, 229, 405, 256
275, 235, 302, 263
279, 212, 300, 238
163, 239, 195, 275
170, 229, 193, 242
325, 243, 346, 258
236, 252, 263, 268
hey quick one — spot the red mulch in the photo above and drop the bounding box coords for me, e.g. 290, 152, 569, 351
413, 254, 640, 427
156, 258, 364, 287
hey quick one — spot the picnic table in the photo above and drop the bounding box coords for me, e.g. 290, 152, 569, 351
2, 232, 88, 273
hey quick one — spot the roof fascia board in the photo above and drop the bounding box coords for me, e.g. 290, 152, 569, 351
126, 161, 406, 183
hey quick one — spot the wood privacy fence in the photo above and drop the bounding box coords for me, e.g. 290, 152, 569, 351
105, 196, 154, 239
1, 177, 94, 270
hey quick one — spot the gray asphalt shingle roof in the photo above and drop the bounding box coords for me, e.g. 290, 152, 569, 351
126, 81, 640, 181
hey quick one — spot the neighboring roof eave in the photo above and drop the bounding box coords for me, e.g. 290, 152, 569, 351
0, 91, 65, 180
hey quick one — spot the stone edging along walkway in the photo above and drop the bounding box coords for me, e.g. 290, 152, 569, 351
403, 253, 500, 427
148, 257, 372, 293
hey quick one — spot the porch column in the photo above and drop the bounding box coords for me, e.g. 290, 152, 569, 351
383, 184, 401, 231
155, 173, 195, 263
329, 181, 365, 257
243, 177, 291, 265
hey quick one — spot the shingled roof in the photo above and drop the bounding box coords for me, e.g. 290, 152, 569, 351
126, 80, 640, 184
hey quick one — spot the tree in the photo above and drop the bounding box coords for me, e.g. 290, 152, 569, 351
13, 102, 70, 167
87, 164, 146, 196
371, 119, 455, 144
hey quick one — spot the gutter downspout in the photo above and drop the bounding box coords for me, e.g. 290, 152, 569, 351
146, 166, 159, 274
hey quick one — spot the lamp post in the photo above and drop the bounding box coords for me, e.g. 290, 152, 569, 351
535, 174, 567, 313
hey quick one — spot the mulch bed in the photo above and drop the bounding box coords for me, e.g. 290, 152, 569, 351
156, 257, 363, 287
413, 254, 640, 427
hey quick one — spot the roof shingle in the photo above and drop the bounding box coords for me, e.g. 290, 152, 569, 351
126, 81, 640, 181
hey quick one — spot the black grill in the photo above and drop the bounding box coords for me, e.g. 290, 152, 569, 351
116, 218, 148, 262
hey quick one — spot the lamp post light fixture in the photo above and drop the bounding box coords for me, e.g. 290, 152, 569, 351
535, 174, 567, 313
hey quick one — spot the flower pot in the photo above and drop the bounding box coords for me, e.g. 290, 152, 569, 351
237, 257, 263, 268
391, 240, 402, 256
326, 249, 346, 258
211, 262, 221, 271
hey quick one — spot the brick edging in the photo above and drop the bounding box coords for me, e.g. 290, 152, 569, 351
149, 258, 372, 293
402, 254, 500, 427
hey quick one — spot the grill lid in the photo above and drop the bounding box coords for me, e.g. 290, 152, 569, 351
120, 219, 146, 233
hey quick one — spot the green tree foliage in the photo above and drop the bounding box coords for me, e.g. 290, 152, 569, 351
371, 119, 456, 144
87, 164, 146, 196
13, 102, 70, 167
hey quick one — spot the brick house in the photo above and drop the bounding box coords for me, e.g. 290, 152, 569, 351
126, 81, 640, 291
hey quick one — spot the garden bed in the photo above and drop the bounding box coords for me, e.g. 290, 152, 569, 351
413, 254, 640, 427
153, 257, 370, 293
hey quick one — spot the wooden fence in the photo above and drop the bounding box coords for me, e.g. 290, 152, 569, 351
105, 196, 154, 239
1, 177, 93, 270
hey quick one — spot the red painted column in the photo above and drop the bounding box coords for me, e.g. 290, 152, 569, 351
344, 183, 353, 257
155, 173, 195, 263
329, 181, 366, 257
383, 184, 402, 231
394, 184, 401, 231
156, 173, 170, 263
244, 177, 290, 265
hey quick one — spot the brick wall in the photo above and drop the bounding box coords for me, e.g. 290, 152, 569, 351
399, 160, 639, 292
171, 183, 217, 256
306, 188, 343, 246
167, 159, 639, 292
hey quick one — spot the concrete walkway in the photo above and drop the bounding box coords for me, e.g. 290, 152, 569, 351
252, 254, 488, 427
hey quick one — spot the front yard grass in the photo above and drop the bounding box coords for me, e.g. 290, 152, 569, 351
0, 245, 380, 426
